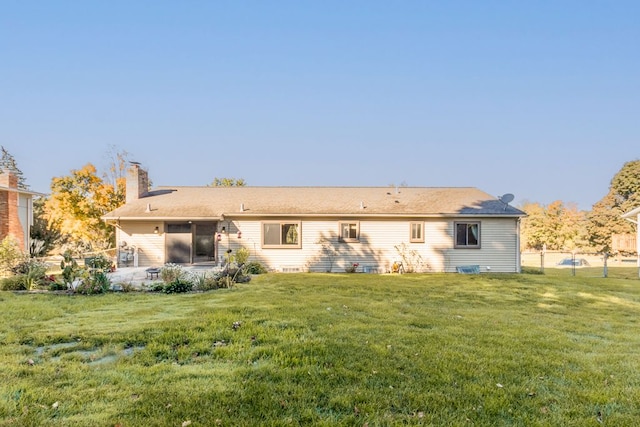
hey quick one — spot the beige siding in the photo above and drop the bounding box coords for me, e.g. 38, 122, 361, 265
116, 222, 165, 267
220, 217, 519, 273
435, 218, 520, 273
116, 217, 520, 273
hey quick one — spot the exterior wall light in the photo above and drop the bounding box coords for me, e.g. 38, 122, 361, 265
237, 230, 242, 239
154, 226, 159, 234
216, 233, 222, 241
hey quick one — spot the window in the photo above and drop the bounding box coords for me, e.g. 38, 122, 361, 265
167, 223, 192, 233
262, 222, 301, 248
455, 222, 480, 248
339, 222, 359, 242
410, 222, 424, 243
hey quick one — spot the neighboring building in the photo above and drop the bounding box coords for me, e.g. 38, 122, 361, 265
102, 164, 526, 273
0, 170, 42, 251
622, 207, 640, 264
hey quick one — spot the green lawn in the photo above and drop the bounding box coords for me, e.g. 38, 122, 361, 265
1, 270, 639, 426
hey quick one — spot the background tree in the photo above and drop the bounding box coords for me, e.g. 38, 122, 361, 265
208, 177, 246, 187
43, 163, 125, 253
29, 196, 64, 257
520, 201, 587, 252
586, 160, 640, 254
0, 146, 28, 189
102, 145, 130, 196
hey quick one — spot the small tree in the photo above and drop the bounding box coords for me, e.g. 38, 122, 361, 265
394, 242, 426, 273
0, 237, 27, 278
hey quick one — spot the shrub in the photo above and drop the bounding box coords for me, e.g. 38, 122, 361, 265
60, 250, 85, 290
189, 271, 219, 292
394, 242, 426, 273
75, 272, 111, 295
161, 263, 185, 283
244, 261, 267, 275
344, 262, 359, 273
163, 279, 193, 294
148, 282, 165, 293
49, 281, 68, 291
235, 247, 250, 265
0, 237, 27, 277
0, 275, 26, 291
85, 254, 114, 273
12, 259, 49, 290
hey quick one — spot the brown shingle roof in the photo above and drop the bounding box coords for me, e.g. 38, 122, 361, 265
102, 186, 525, 221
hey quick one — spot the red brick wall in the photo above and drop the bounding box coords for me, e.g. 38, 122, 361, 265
0, 172, 25, 250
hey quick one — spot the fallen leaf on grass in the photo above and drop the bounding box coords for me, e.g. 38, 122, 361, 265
182, 421, 192, 427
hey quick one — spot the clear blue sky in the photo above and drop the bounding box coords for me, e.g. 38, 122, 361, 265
1, 1, 638, 211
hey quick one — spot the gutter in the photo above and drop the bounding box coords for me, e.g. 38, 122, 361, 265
102, 213, 525, 221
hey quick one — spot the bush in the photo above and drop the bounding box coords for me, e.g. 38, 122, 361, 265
75, 272, 111, 295
189, 271, 219, 292
12, 259, 49, 290
244, 261, 267, 275
148, 282, 165, 293
0, 237, 27, 277
0, 276, 27, 291
85, 254, 114, 273
161, 263, 185, 283
49, 281, 68, 291
235, 247, 250, 265
163, 279, 193, 294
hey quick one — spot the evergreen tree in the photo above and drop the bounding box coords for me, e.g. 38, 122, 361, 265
0, 146, 28, 189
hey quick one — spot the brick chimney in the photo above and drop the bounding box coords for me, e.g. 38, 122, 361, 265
0, 171, 25, 250
126, 163, 149, 203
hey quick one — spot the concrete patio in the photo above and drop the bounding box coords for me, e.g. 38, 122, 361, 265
107, 265, 223, 287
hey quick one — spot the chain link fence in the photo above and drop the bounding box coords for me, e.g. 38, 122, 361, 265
521, 251, 640, 279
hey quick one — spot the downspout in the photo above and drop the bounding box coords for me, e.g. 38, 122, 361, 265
516, 217, 522, 273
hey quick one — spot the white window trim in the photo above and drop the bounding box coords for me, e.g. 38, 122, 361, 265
339, 221, 360, 242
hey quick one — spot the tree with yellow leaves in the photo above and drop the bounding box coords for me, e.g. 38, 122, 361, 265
43, 163, 125, 253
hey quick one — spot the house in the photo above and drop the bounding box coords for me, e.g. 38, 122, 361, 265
0, 170, 41, 252
622, 207, 640, 265
101, 164, 526, 273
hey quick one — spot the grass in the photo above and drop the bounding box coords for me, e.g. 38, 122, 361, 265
1, 270, 639, 426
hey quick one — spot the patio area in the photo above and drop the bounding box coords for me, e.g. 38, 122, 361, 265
107, 265, 223, 287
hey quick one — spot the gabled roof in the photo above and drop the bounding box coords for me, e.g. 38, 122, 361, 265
102, 186, 525, 221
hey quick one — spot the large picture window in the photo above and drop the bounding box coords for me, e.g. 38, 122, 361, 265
262, 222, 301, 248
410, 222, 424, 243
339, 222, 359, 242
455, 222, 480, 248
